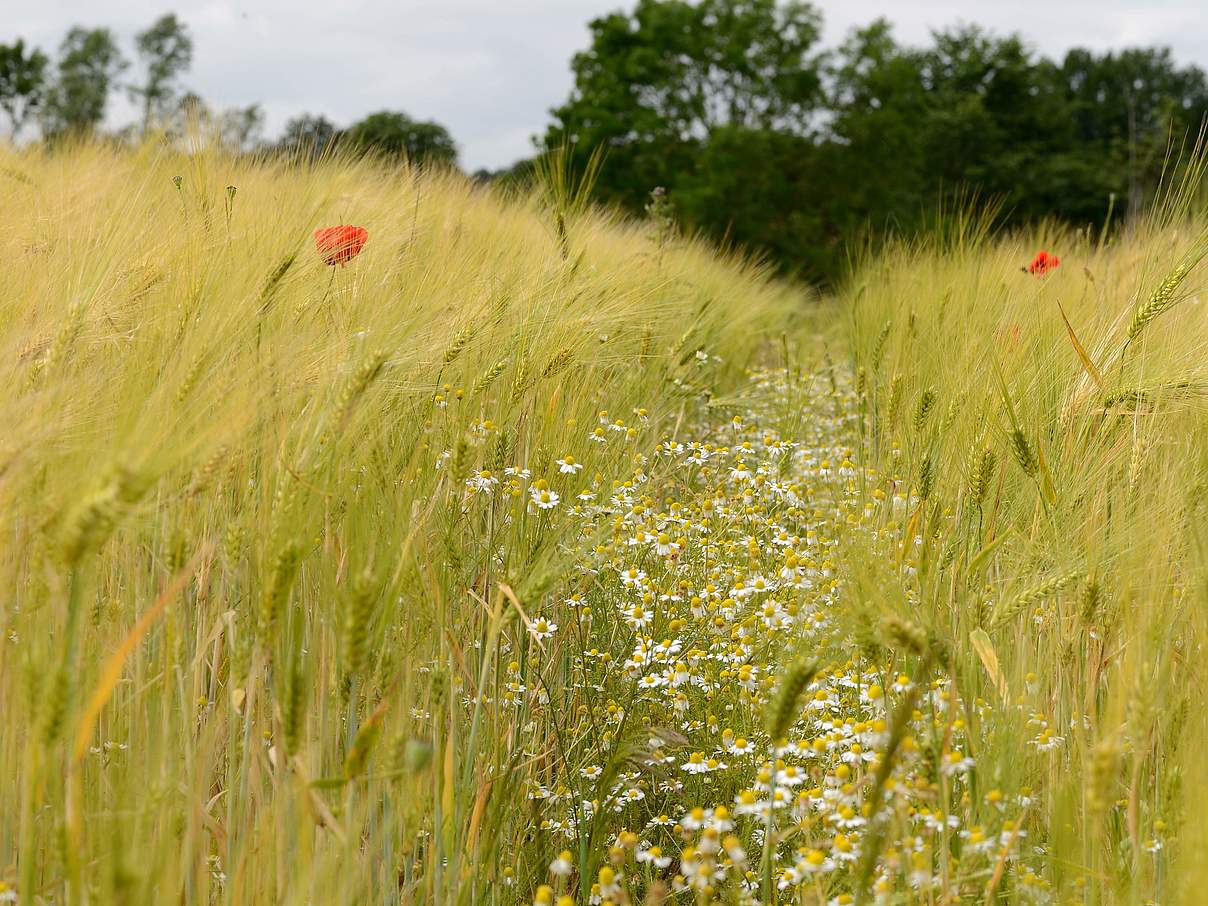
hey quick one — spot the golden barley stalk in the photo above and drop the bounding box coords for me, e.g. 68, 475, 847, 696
542, 346, 575, 378
442, 325, 475, 365
333, 349, 388, 425
472, 357, 508, 396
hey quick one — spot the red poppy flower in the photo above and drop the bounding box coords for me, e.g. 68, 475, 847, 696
314, 225, 368, 266
1026, 250, 1059, 275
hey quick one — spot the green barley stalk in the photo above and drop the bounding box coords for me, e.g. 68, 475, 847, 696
176, 351, 207, 402
1128, 435, 1148, 494
510, 354, 530, 403
1127, 261, 1194, 342
760, 657, 818, 901
257, 252, 296, 315
990, 571, 1082, 629
450, 438, 469, 489
882, 613, 929, 656
913, 387, 937, 432
490, 428, 513, 472
918, 454, 935, 501
283, 646, 308, 756
939, 396, 958, 436
639, 324, 655, 359
764, 658, 818, 741
871, 320, 892, 372
187, 445, 229, 497
60, 465, 150, 564
40, 299, 86, 378
854, 654, 932, 905
1009, 428, 1037, 477
966, 441, 996, 508
1103, 381, 1205, 409
1079, 577, 1103, 625
258, 541, 302, 646
344, 568, 379, 680
886, 375, 904, 427
1086, 732, 1120, 817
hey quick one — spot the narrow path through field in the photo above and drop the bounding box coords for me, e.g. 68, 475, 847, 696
524, 366, 1048, 904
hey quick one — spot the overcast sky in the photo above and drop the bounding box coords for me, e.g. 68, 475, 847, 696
6, 1, 1208, 170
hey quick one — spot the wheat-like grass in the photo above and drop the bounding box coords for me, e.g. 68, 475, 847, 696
6, 135, 1208, 906
0, 138, 800, 904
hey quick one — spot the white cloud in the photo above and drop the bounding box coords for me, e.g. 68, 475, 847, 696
8, 0, 1208, 169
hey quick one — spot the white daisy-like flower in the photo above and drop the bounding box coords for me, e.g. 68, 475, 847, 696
557, 456, 584, 474
549, 850, 574, 876
941, 751, 975, 776
636, 845, 672, 868
465, 469, 499, 493
730, 737, 756, 756
619, 567, 647, 586
654, 532, 678, 556
624, 606, 654, 630
529, 486, 560, 509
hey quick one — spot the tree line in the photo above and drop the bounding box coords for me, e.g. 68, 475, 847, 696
0, 15, 457, 165
4, 2, 1207, 284
539, 0, 1208, 282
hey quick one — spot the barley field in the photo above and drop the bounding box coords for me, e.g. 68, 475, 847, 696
2, 142, 1208, 906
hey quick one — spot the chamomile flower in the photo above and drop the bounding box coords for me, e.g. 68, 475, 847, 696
557, 456, 584, 474
529, 483, 561, 510
636, 845, 672, 868
465, 469, 499, 493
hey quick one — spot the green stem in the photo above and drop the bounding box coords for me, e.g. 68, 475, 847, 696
760, 765, 778, 902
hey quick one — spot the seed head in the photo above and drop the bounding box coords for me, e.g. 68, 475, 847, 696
764, 658, 818, 741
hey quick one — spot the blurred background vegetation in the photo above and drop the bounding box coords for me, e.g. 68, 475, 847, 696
3, 1, 1207, 285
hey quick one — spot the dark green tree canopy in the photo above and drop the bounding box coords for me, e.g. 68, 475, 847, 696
130, 14, 194, 130
42, 27, 127, 138
278, 114, 341, 159
543, 1, 1208, 284
0, 39, 49, 138
344, 111, 458, 166
546, 0, 824, 209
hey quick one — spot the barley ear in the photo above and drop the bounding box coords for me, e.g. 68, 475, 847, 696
764, 658, 818, 741
1127, 262, 1192, 342
990, 571, 1082, 629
